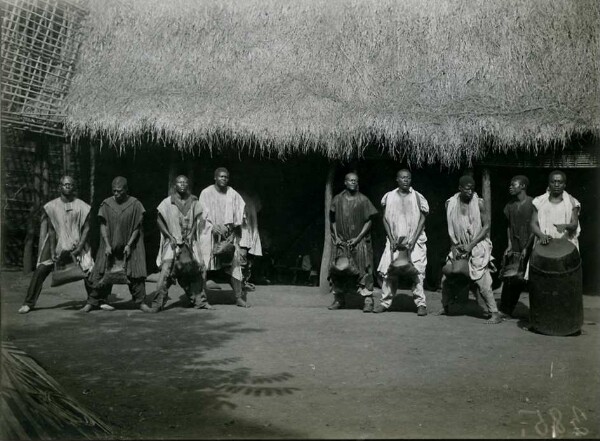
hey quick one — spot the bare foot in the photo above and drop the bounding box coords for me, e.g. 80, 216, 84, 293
485, 312, 503, 324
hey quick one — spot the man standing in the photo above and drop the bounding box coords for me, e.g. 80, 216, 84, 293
150, 175, 209, 312
439, 175, 502, 324
82, 177, 152, 312
531, 170, 581, 249
328, 172, 378, 312
499, 175, 534, 318
18, 176, 93, 314
199, 167, 249, 307
374, 169, 429, 316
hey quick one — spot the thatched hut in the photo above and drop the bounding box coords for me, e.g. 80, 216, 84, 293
2, 0, 599, 290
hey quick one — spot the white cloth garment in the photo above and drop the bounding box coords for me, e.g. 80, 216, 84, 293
377, 187, 429, 276
445, 192, 492, 281
532, 191, 581, 249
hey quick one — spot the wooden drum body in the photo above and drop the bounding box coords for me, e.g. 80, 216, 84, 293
529, 238, 583, 336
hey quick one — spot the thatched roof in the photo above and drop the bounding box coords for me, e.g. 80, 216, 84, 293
64, 0, 600, 165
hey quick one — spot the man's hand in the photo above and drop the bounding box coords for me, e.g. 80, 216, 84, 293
104, 245, 113, 256
124, 245, 131, 259
213, 224, 228, 236
347, 237, 360, 248
333, 235, 342, 246
456, 244, 471, 258
540, 234, 552, 245
72, 245, 83, 257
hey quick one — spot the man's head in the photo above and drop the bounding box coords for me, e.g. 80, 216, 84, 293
509, 175, 529, 196
396, 169, 412, 192
111, 176, 129, 203
344, 172, 359, 192
214, 167, 230, 189
458, 175, 476, 202
174, 175, 190, 195
59, 175, 75, 198
548, 170, 566, 196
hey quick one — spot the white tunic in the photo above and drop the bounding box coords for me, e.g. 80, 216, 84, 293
377, 188, 429, 276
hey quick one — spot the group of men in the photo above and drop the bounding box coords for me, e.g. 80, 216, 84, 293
327, 169, 581, 324
18, 168, 259, 314
17, 166, 581, 322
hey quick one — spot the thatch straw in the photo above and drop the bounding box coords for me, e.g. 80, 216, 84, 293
0, 342, 111, 440
64, 0, 599, 166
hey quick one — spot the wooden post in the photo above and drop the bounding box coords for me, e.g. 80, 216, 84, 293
482, 168, 492, 229
186, 157, 195, 194
89, 144, 96, 207
62, 143, 71, 176
319, 162, 336, 293
23, 141, 44, 273
168, 150, 178, 195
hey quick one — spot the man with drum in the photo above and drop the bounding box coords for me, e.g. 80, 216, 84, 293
149, 175, 209, 312
374, 169, 429, 316
198, 167, 249, 307
498, 175, 535, 318
438, 175, 502, 324
328, 172, 378, 312
531, 170, 581, 250
82, 177, 152, 313
18, 176, 94, 314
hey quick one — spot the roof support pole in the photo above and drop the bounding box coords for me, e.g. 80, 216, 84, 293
482, 167, 491, 230
168, 150, 178, 195
89, 144, 96, 207
23, 140, 47, 273
319, 162, 336, 293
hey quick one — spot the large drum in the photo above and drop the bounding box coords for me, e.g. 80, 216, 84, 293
529, 238, 583, 336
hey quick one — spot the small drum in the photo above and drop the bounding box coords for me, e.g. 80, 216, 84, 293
329, 244, 359, 277
387, 247, 418, 279
500, 252, 525, 281
51, 252, 86, 287
529, 238, 583, 336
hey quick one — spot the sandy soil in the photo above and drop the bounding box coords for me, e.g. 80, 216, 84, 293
1, 270, 599, 439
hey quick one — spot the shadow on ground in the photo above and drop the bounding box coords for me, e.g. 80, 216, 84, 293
2, 306, 302, 439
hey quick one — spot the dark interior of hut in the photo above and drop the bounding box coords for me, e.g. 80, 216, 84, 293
6, 137, 598, 293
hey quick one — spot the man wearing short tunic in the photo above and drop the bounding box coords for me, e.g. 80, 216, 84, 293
438, 175, 502, 324
18, 176, 94, 314
151, 175, 209, 312
199, 167, 249, 307
82, 177, 152, 313
374, 169, 429, 316
531, 170, 581, 249
328, 172, 378, 312
499, 175, 534, 318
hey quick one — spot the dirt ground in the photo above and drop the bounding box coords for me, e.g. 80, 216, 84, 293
1, 270, 599, 439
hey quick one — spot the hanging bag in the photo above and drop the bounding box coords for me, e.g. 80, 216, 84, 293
51, 251, 87, 287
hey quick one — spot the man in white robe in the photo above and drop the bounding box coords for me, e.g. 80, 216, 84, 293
199, 167, 249, 307
438, 175, 502, 324
18, 176, 94, 314
531, 170, 581, 250
374, 169, 429, 316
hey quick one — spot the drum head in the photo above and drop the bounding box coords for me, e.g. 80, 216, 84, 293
533, 238, 576, 259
